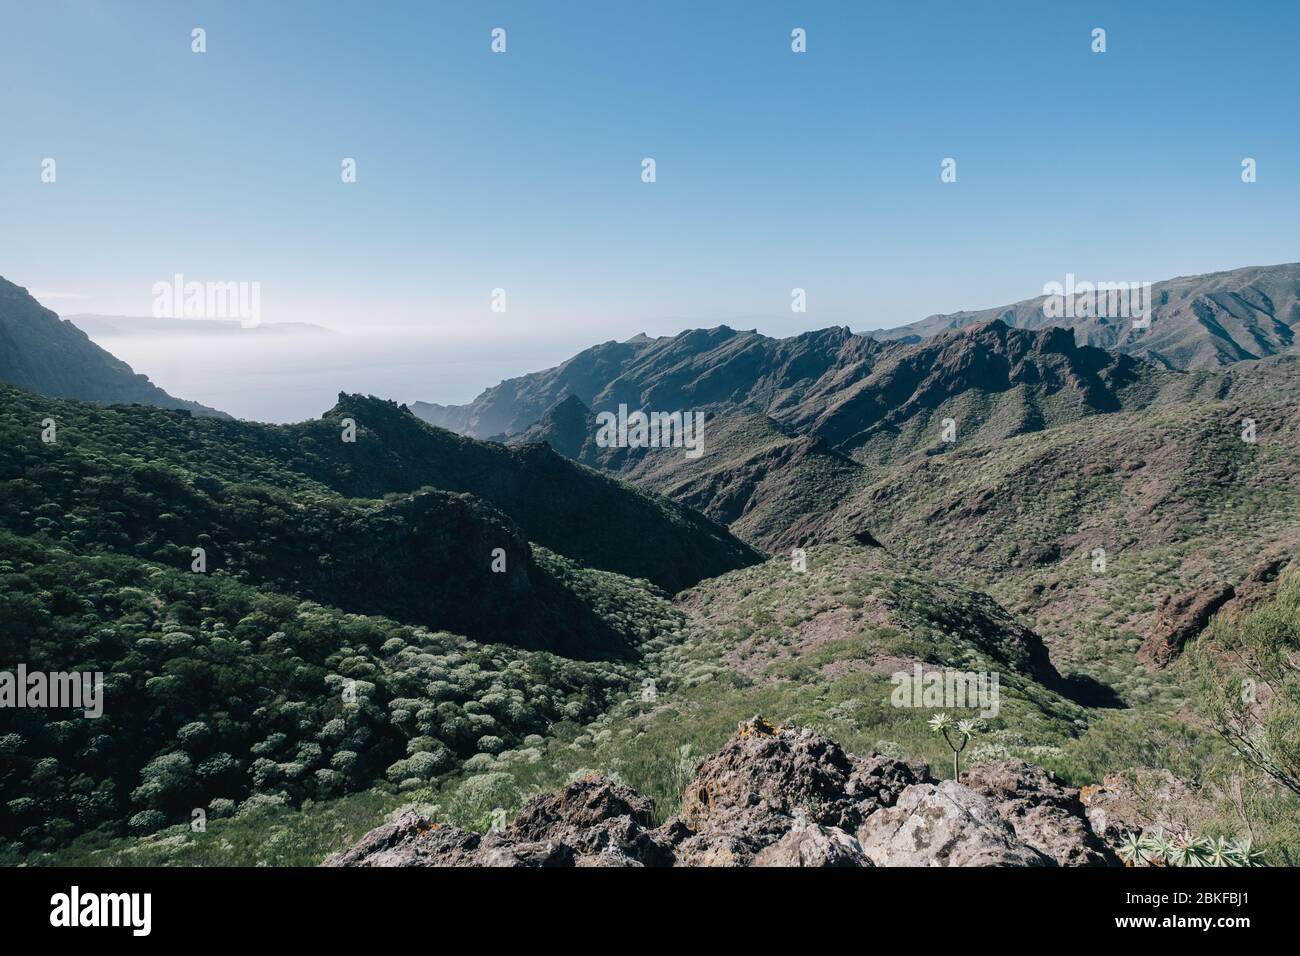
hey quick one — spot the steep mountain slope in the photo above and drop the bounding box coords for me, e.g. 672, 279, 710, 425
289, 394, 765, 591
418, 265, 1293, 444
772, 322, 1161, 457
508, 393, 594, 459
424, 322, 1169, 453
414, 325, 860, 440
518, 405, 869, 550
0, 383, 689, 657
0, 383, 760, 595
827, 372, 1300, 704
870, 263, 1300, 370
0, 276, 226, 416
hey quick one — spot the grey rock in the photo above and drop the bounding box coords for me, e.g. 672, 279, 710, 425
505, 775, 675, 866
475, 833, 574, 867
856, 780, 1056, 867
668, 809, 793, 867
321, 810, 482, 867
681, 716, 930, 834
963, 760, 1119, 866
752, 823, 872, 867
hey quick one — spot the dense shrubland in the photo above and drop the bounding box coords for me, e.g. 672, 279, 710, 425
0, 531, 674, 854
0, 382, 695, 855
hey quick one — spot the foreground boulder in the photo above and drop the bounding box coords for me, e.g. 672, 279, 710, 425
856, 780, 1055, 866
667, 716, 926, 865
682, 717, 923, 818
322, 810, 483, 867
320, 809, 574, 867
963, 760, 1119, 866
323, 716, 1119, 868
752, 819, 872, 867
323, 777, 665, 868
506, 775, 675, 866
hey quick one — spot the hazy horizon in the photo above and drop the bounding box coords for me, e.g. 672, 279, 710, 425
35, 254, 1296, 421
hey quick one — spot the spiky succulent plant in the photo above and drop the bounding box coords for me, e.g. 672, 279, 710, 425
1117, 830, 1153, 867
1230, 838, 1265, 867
1168, 835, 1207, 867
1145, 829, 1176, 866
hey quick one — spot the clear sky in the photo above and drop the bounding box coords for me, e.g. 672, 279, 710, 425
1, 1, 1297, 417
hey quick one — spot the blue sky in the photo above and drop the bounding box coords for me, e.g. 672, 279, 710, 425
1, 0, 1297, 415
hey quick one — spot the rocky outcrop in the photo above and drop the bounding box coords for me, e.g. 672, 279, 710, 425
1138, 582, 1235, 669
1080, 769, 1218, 854
667, 716, 926, 865
1226, 556, 1290, 615
323, 717, 1121, 868
321, 809, 497, 867
679, 716, 925, 833
505, 775, 676, 866
856, 780, 1055, 866
322, 777, 670, 868
963, 760, 1119, 866
752, 820, 872, 867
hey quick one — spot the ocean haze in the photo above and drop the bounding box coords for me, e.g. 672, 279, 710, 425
71, 323, 606, 423
62, 304, 895, 422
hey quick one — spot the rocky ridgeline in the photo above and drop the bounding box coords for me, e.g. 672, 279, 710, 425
323, 717, 1119, 867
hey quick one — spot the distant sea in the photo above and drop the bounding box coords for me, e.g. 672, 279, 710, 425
79, 327, 585, 424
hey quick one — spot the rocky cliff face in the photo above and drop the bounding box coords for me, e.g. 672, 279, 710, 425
1137, 556, 1291, 669
324, 717, 1119, 867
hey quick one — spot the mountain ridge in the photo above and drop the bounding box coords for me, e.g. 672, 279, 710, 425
487, 320, 1175, 551
869, 262, 1300, 370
